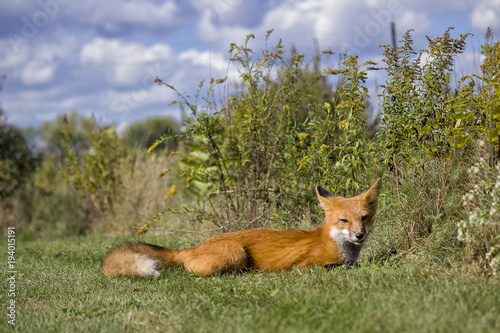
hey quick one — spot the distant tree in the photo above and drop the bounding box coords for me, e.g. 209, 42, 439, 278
0, 110, 36, 198
123, 117, 178, 151
39, 111, 93, 156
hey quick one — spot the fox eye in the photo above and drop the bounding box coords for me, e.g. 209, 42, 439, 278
340, 219, 349, 223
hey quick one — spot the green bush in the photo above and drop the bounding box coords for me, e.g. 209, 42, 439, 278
62, 115, 126, 223
0, 110, 36, 199
150, 32, 377, 232
377, 28, 472, 167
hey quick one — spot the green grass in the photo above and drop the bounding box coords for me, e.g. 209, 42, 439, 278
1, 235, 499, 333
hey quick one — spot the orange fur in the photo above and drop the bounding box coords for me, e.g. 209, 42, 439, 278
102, 179, 381, 277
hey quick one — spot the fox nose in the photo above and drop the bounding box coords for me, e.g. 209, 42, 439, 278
355, 233, 365, 240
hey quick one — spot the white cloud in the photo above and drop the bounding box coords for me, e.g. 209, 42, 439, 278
395, 10, 432, 36
1, 35, 79, 87
195, 0, 417, 56
470, 0, 500, 32
65, 0, 183, 33
80, 38, 175, 86
21, 59, 55, 85
178, 49, 229, 74
2, 87, 77, 125
0, 39, 30, 68
80, 38, 174, 65
18, 41, 75, 85
176, 48, 241, 92
396, 0, 472, 12
77, 38, 237, 118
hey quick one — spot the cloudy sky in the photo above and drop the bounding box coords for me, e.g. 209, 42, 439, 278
1, 0, 499, 129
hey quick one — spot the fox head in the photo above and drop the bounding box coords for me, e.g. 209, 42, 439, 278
316, 179, 381, 246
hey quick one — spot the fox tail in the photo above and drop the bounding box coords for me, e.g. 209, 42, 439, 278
101, 243, 184, 278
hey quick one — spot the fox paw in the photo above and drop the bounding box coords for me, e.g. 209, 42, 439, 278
323, 262, 344, 269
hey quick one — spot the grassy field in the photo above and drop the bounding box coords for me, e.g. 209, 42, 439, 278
1, 235, 499, 333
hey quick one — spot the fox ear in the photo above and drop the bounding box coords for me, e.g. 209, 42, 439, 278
362, 179, 382, 207
316, 185, 334, 198
316, 185, 334, 210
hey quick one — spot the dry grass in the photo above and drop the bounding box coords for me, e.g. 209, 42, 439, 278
98, 150, 225, 242
98, 152, 174, 236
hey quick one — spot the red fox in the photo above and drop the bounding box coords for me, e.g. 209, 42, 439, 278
102, 179, 381, 277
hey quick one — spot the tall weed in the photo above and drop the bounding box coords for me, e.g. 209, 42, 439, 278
151, 32, 377, 232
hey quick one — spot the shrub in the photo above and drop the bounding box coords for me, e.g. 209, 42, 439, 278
378, 28, 472, 169
149, 32, 377, 233
62, 115, 125, 223
0, 110, 36, 199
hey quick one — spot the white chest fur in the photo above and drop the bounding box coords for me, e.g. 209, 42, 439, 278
329, 228, 364, 266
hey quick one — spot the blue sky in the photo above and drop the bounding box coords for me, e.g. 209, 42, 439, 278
1, 0, 499, 130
